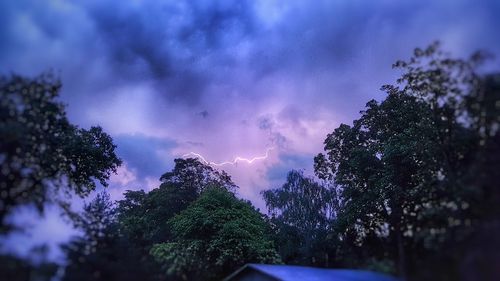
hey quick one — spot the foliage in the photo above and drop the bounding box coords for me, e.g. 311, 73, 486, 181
150, 188, 281, 281
159, 157, 237, 202
0, 73, 121, 231
314, 42, 500, 280
262, 170, 336, 266
64, 158, 238, 281
103, 158, 241, 281
117, 158, 237, 245
0, 248, 58, 281
63, 192, 162, 281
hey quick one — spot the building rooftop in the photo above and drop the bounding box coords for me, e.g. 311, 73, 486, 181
224, 264, 399, 281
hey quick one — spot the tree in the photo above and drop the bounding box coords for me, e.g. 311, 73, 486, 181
150, 188, 281, 281
117, 158, 238, 246
64, 159, 235, 281
314, 43, 500, 280
0, 248, 58, 281
158, 157, 237, 204
62, 159, 241, 281
0, 73, 121, 231
63, 192, 161, 281
317, 93, 442, 276
110, 158, 239, 281
457, 73, 500, 281
262, 170, 336, 266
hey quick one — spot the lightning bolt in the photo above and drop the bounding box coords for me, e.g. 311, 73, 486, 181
183, 147, 274, 166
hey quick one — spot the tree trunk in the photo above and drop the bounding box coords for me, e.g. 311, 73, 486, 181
392, 206, 407, 281
396, 227, 407, 281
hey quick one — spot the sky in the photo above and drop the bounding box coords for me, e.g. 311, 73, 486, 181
1, 0, 500, 262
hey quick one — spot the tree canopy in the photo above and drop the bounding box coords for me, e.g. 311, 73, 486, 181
151, 187, 281, 281
117, 158, 238, 246
314, 42, 500, 280
0, 73, 121, 231
262, 170, 336, 266
63, 192, 162, 281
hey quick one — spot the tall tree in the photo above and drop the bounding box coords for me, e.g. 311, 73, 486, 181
314, 43, 499, 280
112, 158, 239, 281
63, 192, 162, 281
0, 248, 58, 281
0, 73, 121, 231
150, 188, 281, 281
262, 170, 336, 266
117, 158, 237, 246
159, 157, 237, 204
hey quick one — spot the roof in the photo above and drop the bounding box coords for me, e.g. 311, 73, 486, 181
224, 264, 400, 281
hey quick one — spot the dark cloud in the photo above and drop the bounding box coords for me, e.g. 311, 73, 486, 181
250, 0, 500, 80
258, 116, 273, 130
84, 1, 173, 79
186, 141, 204, 147
2, 0, 500, 108
257, 115, 288, 149
2, 0, 500, 179
199, 110, 209, 118
3, 0, 500, 261
266, 153, 313, 184
80, 0, 258, 104
114, 134, 177, 180
0, 0, 499, 184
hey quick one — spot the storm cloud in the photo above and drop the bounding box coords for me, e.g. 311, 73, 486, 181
2, 0, 500, 261
1, 0, 500, 202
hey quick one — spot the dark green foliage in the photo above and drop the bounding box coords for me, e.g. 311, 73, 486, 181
117, 158, 237, 245
151, 188, 281, 281
262, 170, 336, 266
115, 190, 151, 245
0, 245, 58, 281
159, 157, 237, 203
0, 73, 121, 231
63, 158, 237, 281
63, 192, 162, 281
314, 43, 500, 280
107, 158, 241, 281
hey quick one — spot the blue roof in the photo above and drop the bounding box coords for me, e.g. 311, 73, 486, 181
225, 264, 399, 281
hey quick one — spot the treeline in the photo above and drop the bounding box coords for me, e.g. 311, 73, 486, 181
0, 43, 499, 281
63, 159, 280, 281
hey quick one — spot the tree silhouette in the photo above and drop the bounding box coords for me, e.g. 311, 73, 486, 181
151, 187, 280, 281
314, 43, 500, 280
0, 73, 121, 232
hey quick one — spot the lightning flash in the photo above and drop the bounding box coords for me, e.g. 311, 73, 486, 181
183, 147, 274, 166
